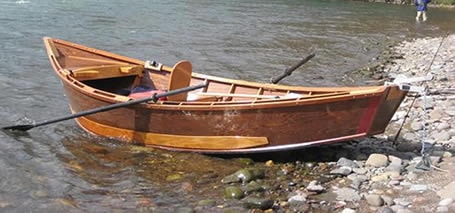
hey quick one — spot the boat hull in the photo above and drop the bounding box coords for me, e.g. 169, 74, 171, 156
60, 79, 405, 153
44, 37, 407, 154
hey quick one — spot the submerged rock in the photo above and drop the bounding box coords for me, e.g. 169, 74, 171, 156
243, 197, 274, 210
222, 168, 265, 184
224, 186, 244, 199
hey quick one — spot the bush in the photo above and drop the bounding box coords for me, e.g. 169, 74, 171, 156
432, 0, 455, 5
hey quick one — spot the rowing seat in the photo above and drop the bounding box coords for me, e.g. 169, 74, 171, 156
167, 60, 192, 101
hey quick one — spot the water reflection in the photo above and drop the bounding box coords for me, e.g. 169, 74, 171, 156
56, 135, 253, 211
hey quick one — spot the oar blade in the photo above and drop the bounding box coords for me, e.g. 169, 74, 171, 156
2, 124, 35, 131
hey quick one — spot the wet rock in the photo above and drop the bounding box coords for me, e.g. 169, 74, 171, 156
220, 207, 244, 213
224, 186, 244, 199
175, 207, 194, 213
221, 174, 241, 184
166, 173, 183, 181
234, 168, 265, 184
197, 199, 216, 207
243, 197, 274, 210
236, 158, 254, 165
221, 168, 265, 185
243, 181, 264, 194
365, 154, 389, 167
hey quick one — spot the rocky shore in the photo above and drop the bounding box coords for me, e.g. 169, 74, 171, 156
186, 35, 455, 213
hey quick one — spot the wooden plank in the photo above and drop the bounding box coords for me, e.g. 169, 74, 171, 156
71, 65, 142, 81
76, 116, 269, 150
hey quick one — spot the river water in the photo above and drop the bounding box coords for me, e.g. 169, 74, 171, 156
1, 0, 454, 212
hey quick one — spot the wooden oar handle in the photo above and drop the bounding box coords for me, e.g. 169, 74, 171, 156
271, 52, 316, 84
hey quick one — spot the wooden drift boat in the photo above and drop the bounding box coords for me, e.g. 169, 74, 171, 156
43, 37, 407, 154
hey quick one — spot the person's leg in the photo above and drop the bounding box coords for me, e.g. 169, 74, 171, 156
416, 11, 422, 21
422, 11, 427, 21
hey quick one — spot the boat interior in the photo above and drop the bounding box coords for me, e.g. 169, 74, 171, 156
66, 61, 360, 104
43, 37, 385, 105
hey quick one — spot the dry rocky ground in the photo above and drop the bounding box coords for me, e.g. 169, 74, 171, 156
338, 34, 455, 213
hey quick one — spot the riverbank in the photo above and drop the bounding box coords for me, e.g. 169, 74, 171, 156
363, 0, 455, 8
192, 34, 455, 213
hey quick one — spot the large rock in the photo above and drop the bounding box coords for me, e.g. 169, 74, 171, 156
365, 194, 384, 207
334, 187, 361, 202
366, 154, 389, 167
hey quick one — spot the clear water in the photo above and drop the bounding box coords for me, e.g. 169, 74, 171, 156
0, 0, 454, 211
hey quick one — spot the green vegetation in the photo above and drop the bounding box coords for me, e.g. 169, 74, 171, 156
432, 0, 455, 5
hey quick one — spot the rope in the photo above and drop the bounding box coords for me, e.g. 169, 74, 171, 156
392, 35, 447, 146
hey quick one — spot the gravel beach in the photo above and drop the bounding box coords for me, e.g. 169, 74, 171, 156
204, 34, 455, 213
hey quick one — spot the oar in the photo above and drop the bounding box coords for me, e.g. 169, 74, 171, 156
270, 52, 316, 84
2, 83, 207, 131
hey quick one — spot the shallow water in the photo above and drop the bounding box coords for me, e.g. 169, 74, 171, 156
1, 0, 455, 211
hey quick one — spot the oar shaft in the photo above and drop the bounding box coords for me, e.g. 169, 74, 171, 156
271, 52, 315, 84
4, 83, 207, 131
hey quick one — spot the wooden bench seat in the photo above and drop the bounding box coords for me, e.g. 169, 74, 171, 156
71, 64, 143, 81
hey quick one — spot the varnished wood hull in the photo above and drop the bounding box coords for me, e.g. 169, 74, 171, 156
43, 37, 407, 153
